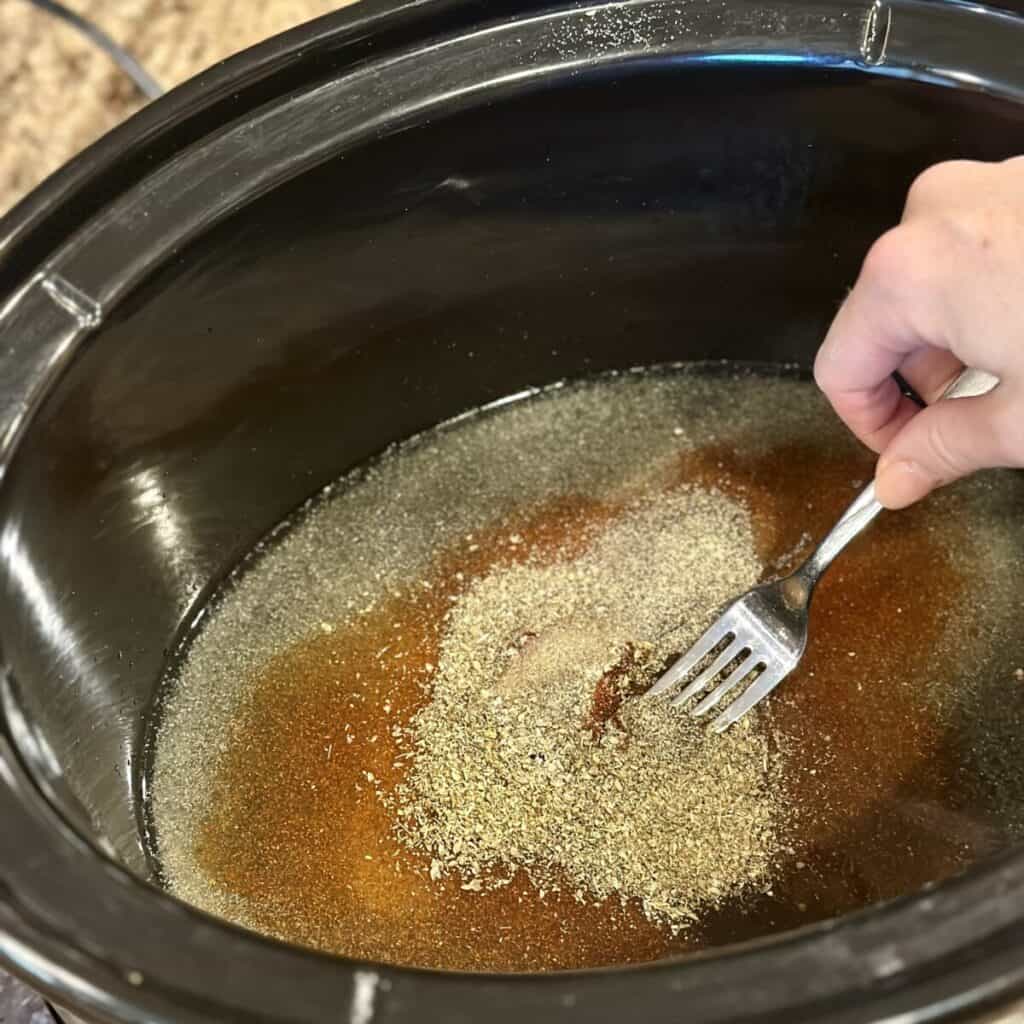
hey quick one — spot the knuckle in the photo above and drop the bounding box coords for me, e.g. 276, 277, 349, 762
860, 224, 936, 294
906, 160, 980, 211
861, 220, 967, 309
905, 161, 1008, 255
860, 227, 909, 286
958, 207, 1004, 253
811, 347, 834, 393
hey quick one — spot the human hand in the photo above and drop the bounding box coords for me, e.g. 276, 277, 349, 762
814, 156, 1024, 509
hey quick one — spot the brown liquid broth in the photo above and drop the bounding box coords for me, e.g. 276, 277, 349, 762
183, 435, 1011, 969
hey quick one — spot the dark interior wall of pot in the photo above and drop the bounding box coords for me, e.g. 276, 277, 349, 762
1, 65, 1021, 873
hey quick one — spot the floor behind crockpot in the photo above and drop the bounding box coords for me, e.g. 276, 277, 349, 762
0, 0, 357, 217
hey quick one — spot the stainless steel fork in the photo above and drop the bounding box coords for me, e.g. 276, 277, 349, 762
647, 366, 1000, 732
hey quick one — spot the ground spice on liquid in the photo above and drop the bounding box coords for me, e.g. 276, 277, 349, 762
392, 489, 776, 929
151, 371, 1024, 971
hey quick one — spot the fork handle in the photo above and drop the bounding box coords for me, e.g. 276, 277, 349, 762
796, 366, 1000, 589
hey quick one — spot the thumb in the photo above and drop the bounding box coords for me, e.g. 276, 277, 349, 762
875, 389, 1018, 509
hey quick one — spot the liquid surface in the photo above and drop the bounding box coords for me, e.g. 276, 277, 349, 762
150, 369, 1024, 970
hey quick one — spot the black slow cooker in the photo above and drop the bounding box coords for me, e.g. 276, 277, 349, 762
2, 0, 1024, 1020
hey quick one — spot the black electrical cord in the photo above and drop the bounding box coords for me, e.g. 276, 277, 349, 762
25, 0, 164, 100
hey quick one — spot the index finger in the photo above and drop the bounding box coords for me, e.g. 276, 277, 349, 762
814, 230, 957, 451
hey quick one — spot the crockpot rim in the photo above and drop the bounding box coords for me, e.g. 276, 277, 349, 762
2, 0, 1024, 1021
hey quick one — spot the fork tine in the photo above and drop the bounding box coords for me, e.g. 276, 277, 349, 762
710, 663, 790, 732
670, 635, 745, 706
647, 620, 732, 696
690, 652, 761, 716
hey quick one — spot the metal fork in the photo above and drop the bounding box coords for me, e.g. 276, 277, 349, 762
647, 366, 1000, 732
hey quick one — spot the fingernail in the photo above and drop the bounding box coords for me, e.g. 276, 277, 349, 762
876, 457, 932, 509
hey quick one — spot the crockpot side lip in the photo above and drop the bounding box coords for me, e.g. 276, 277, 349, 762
2, 0, 1024, 1020
5, 0, 1024, 298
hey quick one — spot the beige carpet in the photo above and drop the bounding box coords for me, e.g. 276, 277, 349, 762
1, 0, 356, 215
